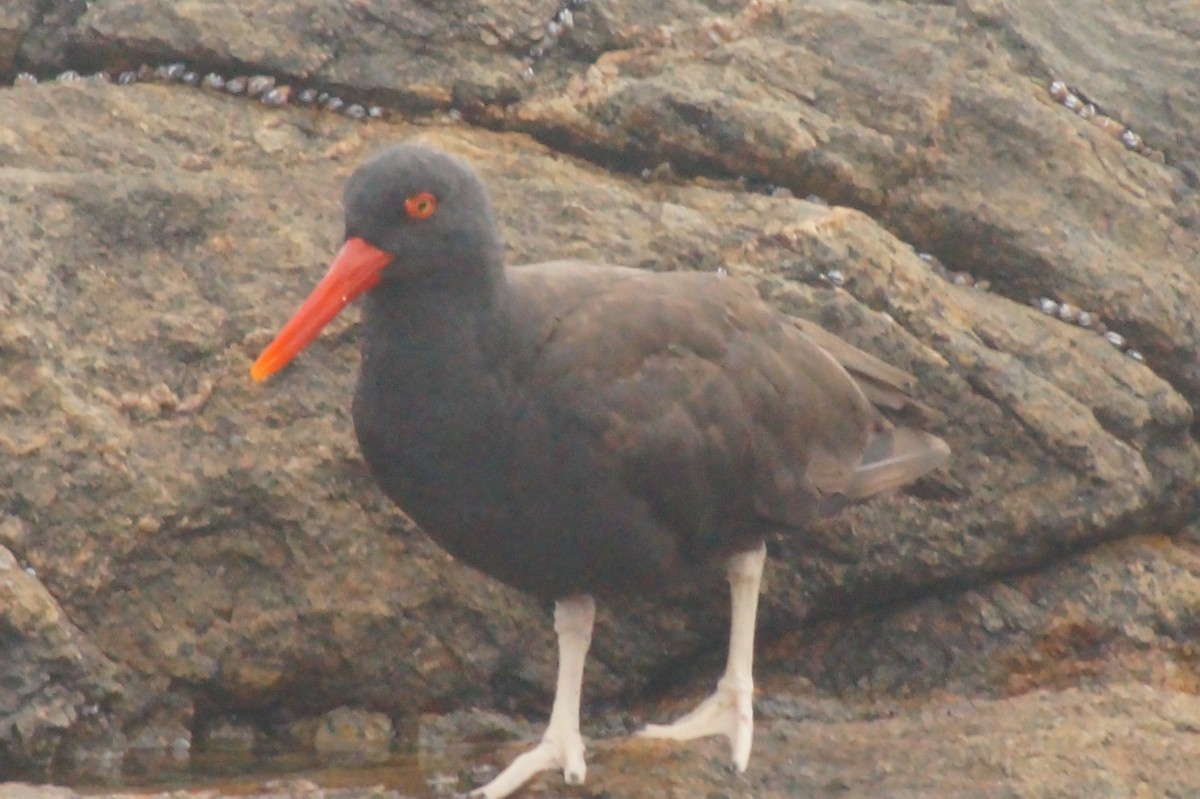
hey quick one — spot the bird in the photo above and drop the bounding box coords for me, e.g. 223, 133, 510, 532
251, 143, 950, 798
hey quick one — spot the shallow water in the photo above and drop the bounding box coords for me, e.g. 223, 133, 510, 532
65, 746, 477, 797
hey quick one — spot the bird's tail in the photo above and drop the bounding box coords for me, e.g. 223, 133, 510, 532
844, 426, 950, 499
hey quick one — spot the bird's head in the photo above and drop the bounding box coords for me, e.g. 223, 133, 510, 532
251, 144, 501, 381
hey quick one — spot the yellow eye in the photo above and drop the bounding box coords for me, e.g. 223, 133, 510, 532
405, 192, 437, 219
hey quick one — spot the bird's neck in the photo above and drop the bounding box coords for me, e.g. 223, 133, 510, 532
352, 264, 519, 507
359, 264, 516, 375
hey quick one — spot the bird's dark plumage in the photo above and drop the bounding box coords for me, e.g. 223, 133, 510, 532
252, 143, 949, 798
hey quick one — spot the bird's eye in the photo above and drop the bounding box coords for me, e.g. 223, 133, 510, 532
405, 192, 437, 220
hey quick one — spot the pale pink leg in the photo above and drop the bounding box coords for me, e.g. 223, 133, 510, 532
638, 542, 765, 771
471, 594, 595, 799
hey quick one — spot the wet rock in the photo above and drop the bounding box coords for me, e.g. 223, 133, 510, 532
7, 0, 86, 71
0, 0, 1198, 795
0, 544, 123, 777
0, 0, 38, 74
312, 706, 394, 760
417, 708, 533, 752
434, 683, 1200, 798
774, 534, 1200, 698
0, 84, 560, 775
200, 718, 259, 753
0, 786, 81, 799
506, 0, 1200, 400
61, 0, 543, 112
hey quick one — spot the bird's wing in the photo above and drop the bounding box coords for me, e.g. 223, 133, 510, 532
508, 262, 946, 539
791, 317, 945, 423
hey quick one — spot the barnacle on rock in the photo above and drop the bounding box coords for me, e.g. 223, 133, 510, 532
1120, 129, 1144, 152
523, 0, 586, 72
822, 270, 846, 288
1048, 78, 1156, 160
1057, 303, 1080, 323
155, 63, 186, 81
246, 75, 276, 97
10, 60, 382, 126
261, 86, 292, 106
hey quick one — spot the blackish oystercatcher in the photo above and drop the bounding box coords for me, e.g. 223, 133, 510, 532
252, 144, 949, 798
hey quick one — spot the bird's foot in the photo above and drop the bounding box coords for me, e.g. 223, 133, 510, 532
469, 727, 587, 799
638, 676, 753, 771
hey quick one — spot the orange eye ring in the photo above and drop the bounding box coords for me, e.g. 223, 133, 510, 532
405, 192, 437, 220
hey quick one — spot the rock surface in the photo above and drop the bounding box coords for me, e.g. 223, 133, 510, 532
7, 682, 1200, 798
1, 0, 1198, 796
0, 544, 122, 777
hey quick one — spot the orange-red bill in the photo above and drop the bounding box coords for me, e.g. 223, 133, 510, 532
251, 237, 394, 381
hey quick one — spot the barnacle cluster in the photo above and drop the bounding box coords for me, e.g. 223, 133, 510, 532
11, 63, 384, 121
1048, 80, 1162, 162
918, 252, 991, 292
1030, 295, 1144, 361
918, 252, 1145, 363
521, 0, 587, 79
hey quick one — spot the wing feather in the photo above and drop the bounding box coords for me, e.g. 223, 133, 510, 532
509, 262, 946, 543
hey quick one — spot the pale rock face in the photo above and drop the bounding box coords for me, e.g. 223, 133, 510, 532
1, 0, 1199, 795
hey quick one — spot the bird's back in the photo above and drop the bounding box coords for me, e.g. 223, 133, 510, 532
504, 263, 945, 587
